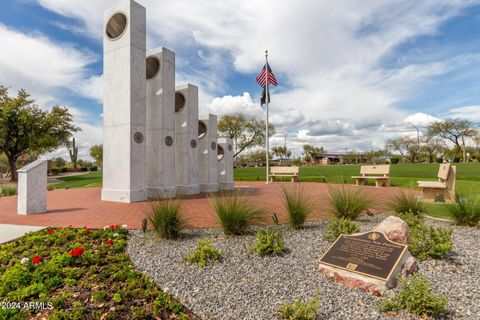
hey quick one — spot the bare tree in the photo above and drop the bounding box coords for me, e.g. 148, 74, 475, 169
386, 136, 419, 163
421, 133, 445, 163
427, 119, 476, 162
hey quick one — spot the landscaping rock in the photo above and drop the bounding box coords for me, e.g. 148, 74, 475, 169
401, 256, 418, 277
372, 216, 408, 244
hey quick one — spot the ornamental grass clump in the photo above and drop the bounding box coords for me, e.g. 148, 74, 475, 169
378, 274, 447, 317
447, 192, 480, 226
277, 295, 320, 320
281, 185, 315, 229
210, 191, 264, 235
0, 186, 17, 197
323, 218, 360, 241
185, 238, 223, 268
148, 199, 186, 239
252, 227, 285, 256
388, 191, 425, 215
328, 185, 372, 220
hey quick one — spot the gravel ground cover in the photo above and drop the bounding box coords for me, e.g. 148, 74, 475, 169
127, 215, 480, 319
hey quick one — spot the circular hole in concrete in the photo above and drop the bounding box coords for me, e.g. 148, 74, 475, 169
190, 139, 197, 148
175, 92, 185, 112
106, 13, 127, 40
198, 121, 207, 140
217, 145, 225, 161
146, 56, 160, 79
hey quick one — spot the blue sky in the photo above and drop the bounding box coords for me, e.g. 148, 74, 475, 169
1, 0, 479, 159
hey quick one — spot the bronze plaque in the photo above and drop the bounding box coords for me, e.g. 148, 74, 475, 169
319, 232, 407, 281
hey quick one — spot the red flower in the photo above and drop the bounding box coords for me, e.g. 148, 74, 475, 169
85, 228, 91, 233
69, 247, 85, 257
372, 290, 381, 297
110, 224, 118, 229
106, 239, 114, 245
32, 256, 42, 264
47, 229, 54, 235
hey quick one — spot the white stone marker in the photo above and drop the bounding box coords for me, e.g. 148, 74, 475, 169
198, 114, 219, 193
217, 138, 235, 190
102, 0, 147, 203
174, 84, 200, 195
146, 47, 176, 199
17, 159, 47, 215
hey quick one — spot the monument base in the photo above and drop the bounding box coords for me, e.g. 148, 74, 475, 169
219, 182, 235, 191
101, 189, 147, 203
199, 183, 219, 193
176, 184, 200, 196
147, 186, 176, 199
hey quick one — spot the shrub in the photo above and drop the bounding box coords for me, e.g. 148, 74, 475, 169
277, 295, 320, 320
80, 167, 88, 172
328, 186, 372, 220
281, 186, 315, 229
388, 192, 425, 215
323, 218, 360, 241
185, 238, 222, 268
447, 193, 480, 226
390, 157, 400, 164
60, 167, 68, 173
252, 227, 285, 256
408, 224, 452, 260
378, 274, 447, 317
47, 184, 56, 191
51, 168, 60, 175
1, 186, 17, 197
394, 210, 425, 228
148, 199, 186, 239
436, 158, 443, 164
209, 191, 264, 235
90, 166, 98, 171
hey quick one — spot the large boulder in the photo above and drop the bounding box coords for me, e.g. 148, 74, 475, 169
372, 216, 408, 244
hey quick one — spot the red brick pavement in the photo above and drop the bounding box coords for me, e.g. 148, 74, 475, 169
0, 182, 418, 229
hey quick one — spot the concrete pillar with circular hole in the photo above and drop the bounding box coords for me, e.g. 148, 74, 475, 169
198, 114, 219, 193
146, 47, 176, 199
174, 84, 200, 195
101, 0, 147, 203
217, 138, 235, 190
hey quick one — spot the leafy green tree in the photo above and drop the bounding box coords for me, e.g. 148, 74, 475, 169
89, 144, 103, 168
51, 157, 66, 168
302, 144, 324, 164
271, 145, 292, 164
217, 113, 275, 158
0, 86, 79, 181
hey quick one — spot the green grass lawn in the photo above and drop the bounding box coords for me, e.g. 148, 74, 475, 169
54, 171, 102, 189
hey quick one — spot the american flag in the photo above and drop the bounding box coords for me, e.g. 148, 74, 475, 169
256, 63, 278, 87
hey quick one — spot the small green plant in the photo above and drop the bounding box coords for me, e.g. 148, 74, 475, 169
148, 199, 186, 239
281, 186, 315, 229
388, 192, 425, 215
447, 193, 480, 226
408, 224, 452, 260
323, 218, 360, 241
277, 295, 320, 320
378, 274, 447, 317
328, 185, 372, 220
185, 238, 223, 268
209, 191, 264, 235
47, 184, 56, 191
394, 210, 425, 228
252, 227, 285, 256
1, 186, 17, 197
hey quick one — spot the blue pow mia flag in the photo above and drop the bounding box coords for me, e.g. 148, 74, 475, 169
260, 87, 270, 106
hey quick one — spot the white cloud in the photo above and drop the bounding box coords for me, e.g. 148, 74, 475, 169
404, 112, 440, 128
31, 0, 480, 152
446, 105, 480, 122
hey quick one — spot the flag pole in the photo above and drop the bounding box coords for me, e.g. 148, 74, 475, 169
265, 49, 270, 184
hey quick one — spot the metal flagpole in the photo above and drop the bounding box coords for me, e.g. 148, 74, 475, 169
265, 49, 269, 184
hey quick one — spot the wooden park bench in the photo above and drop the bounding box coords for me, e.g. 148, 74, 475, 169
417, 163, 456, 203
352, 165, 391, 187
269, 166, 299, 182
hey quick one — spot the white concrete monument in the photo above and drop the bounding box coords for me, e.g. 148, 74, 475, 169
174, 84, 200, 195
146, 47, 176, 198
217, 138, 235, 190
102, 0, 147, 203
198, 114, 219, 192
17, 159, 47, 215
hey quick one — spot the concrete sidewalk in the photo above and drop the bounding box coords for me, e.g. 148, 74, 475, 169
0, 224, 44, 244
